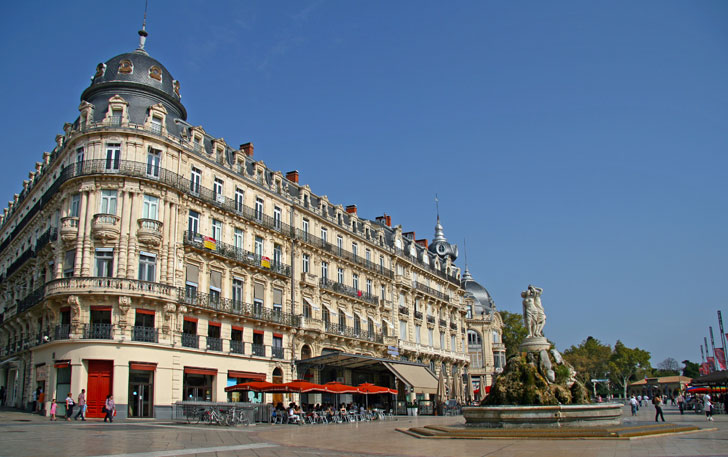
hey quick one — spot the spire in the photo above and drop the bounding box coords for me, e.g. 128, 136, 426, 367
136, 0, 149, 54
462, 238, 473, 281
433, 194, 446, 243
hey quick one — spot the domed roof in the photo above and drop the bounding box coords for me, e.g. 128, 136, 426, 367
81, 39, 186, 120
462, 267, 496, 316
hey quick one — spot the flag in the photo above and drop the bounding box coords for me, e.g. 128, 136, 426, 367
707, 356, 715, 372
261, 256, 271, 268
203, 236, 216, 250
715, 348, 727, 371
699, 364, 708, 375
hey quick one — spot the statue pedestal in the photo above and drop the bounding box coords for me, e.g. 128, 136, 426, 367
519, 336, 550, 353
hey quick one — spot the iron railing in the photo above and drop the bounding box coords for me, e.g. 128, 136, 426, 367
55, 324, 71, 340
251, 343, 265, 357
399, 305, 409, 315
132, 326, 158, 343
206, 337, 223, 351
182, 333, 199, 348
319, 278, 378, 305
324, 322, 383, 343
230, 340, 244, 354
271, 346, 284, 359
83, 323, 112, 339
177, 289, 301, 327
414, 281, 450, 302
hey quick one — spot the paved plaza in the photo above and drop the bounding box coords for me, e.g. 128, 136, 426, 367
0, 404, 725, 457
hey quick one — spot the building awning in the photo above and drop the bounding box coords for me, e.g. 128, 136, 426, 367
228, 370, 266, 381
303, 296, 320, 311
383, 361, 438, 394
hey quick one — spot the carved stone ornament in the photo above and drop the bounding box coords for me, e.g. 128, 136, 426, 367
118, 59, 133, 74
118, 296, 132, 313
68, 295, 81, 322
173, 80, 181, 98
149, 65, 162, 81
94, 63, 107, 79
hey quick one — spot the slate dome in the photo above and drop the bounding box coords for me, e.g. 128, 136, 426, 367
462, 267, 496, 316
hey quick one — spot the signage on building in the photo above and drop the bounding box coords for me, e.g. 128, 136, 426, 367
387, 346, 399, 356
203, 236, 216, 250
261, 256, 271, 269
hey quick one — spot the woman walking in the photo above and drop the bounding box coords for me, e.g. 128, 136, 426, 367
65, 393, 75, 421
104, 395, 115, 423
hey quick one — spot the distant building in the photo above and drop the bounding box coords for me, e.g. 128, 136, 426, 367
0, 28, 501, 418
628, 376, 692, 397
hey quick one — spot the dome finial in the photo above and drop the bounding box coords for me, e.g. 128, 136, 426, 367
137, 0, 149, 53
462, 238, 473, 281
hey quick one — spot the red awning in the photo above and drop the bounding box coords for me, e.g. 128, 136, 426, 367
225, 381, 289, 393
357, 383, 396, 395
283, 380, 327, 393
130, 362, 157, 371
228, 370, 265, 381
184, 367, 217, 376
54, 361, 70, 368
323, 381, 359, 394
135, 309, 155, 315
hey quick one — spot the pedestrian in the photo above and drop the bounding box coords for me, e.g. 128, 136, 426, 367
32, 387, 39, 412
49, 398, 57, 421
677, 393, 685, 415
637, 394, 642, 407
704, 394, 713, 421
653, 394, 665, 422
629, 395, 638, 416
74, 389, 86, 421
103, 395, 115, 423
65, 393, 75, 421
37, 388, 45, 414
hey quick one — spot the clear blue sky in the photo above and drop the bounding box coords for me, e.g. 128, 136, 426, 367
1, 1, 726, 368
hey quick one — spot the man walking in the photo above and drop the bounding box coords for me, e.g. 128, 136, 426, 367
74, 389, 86, 421
677, 393, 685, 415
629, 395, 638, 416
653, 394, 665, 422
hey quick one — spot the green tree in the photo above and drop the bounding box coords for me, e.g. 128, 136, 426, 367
500, 310, 528, 358
562, 336, 611, 389
608, 340, 651, 399
681, 360, 700, 378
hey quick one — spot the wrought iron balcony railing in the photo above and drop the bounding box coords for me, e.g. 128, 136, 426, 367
83, 323, 112, 340
324, 322, 384, 343
319, 278, 379, 305
251, 343, 265, 357
54, 324, 71, 340
182, 333, 199, 348
230, 340, 244, 354
132, 326, 158, 343
414, 281, 450, 302
399, 305, 409, 315
271, 346, 284, 359
414, 311, 423, 320
206, 337, 223, 351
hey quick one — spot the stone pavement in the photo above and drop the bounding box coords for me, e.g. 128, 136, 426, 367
0, 403, 725, 457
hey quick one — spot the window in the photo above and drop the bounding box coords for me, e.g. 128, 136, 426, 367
451, 335, 456, 351
209, 270, 222, 305
338, 309, 346, 328
99, 190, 117, 215
354, 315, 361, 334
111, 109, 123, 126
63, 250, 75, 277
380, 285, 386, 301
415, 325, 421, 344
95, 249, 113, 277
273, 244, 282, 267
321, 261, 328, 280
70, 194, 80, 218
440, 332, 445, 349
254, 236, 263, 258
185, 264, 199, 301
255, 198, 263, 220
75, 147, 84, 174
320, 227, 327, 243
234, 228, 244, 251
322, 307, 330, 325
366, 279, 372, 296
142, 195, 159, 220
336, 236, 343, 255
138, 252, 156, 282
365, 249, 371, 264
150, 115, 162, 134
352, 243, 358, 258
302, 254, 310, 273
493, 331, 500, 344
302, 219, 309, 240
190, 167, 201, 194
147, 148, 160, 177
232, 278, 243, 306
337, 268, 344, 284
273, 206, 281, 230
272, 335, 283, 358
214, 178, 224, 203
352, 273, 359, 291
253, 283, 264, 315
428, 328, 433, 347
211, 219, 222, 241
188, 210, 199, 234
400, 320, 407, 339
234, 188, 244, 212
273, 288, 283, 314
368, 318, 374, 335
105, 143, 121, 171
303, 300, 311, 318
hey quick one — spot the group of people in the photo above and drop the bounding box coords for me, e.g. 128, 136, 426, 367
629, 392, 727, 422
272, 402, 378, 424
47, 390, 116, 423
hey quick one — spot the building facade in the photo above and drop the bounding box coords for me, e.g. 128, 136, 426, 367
0, 32, 501, 418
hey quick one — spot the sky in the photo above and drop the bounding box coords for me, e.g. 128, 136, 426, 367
0, 1, 726, 368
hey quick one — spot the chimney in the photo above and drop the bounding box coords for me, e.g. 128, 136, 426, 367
416, 239, 429, 248
345, 205, 357, 215
403, 231, 415, 240
286, 170, 299, 183
240, 142, 254, 158
376, 213, 392, 227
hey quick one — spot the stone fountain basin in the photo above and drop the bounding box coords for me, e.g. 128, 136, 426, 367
463, 403, 623, 428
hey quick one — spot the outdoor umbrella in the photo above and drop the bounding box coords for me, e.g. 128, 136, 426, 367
324, 381, 359, 409
282, 380, 327, 393
357, 383, 390, 410
224, 381, 288, 393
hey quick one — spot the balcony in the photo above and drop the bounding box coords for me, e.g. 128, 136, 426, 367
60, 216, 79, 243
46, 277, 174, 301
230, 340, 244, 354
83, 323, 112, 340
398, 305, 409, 315
439, 319, 447, 328
450, 322, 458, 331
206, 337, 223, 351
319, 278, 379, 306
91, 213, 120, 241
177, 289, 301, 328
426, 315, 435, 325
414, 311, 423, 321
54, 324, 70, 340
182, 333, 199, 348
414, 281, 450, 302
272, 346, 284, 359
132, 326, 158, 343
137, 218, 163, 246
251, 343, 265, 357
324, 322, 384, 343
183, 231, 291, 277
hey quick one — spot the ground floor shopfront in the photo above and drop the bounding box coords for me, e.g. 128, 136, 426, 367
3, 340, 290, 420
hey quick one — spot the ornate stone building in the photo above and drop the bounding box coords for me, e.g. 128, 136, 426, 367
0, 30, 501, 418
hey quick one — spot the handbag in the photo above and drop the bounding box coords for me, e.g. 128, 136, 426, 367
102, 406, 107, 413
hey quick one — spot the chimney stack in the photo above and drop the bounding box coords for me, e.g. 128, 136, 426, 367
240, 142, 254, 158
415, 239, 429, 248
345, 205, 357, 215
376, 213, 392, 227
286, 170, 299, 183
403, 231, 415, 240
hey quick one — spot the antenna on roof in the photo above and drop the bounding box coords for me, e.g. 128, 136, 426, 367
137, 0, 149, 52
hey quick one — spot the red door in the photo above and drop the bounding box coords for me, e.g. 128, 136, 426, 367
87, 360, 113, 418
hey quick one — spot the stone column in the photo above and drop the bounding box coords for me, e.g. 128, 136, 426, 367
73, 190, 88, 276
117, 190, 130, 277
166, 202, 177, 285
125, 191, 138, 279
159, 199, 169, 283
80, 190, 95, 276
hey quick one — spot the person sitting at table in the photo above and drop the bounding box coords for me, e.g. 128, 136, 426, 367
288, 403, 302, 424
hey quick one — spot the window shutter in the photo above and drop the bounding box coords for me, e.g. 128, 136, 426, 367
186, 264, 199, 285
210, 270, 222, 290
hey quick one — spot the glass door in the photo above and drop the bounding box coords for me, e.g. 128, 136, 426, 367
128, 370, 154, 417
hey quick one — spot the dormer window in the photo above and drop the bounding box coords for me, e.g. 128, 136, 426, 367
111, 109, 123, 127
148, 66, 162, 82
193, 136, 203, 154
118, 59, 133, 74
150, 115, 162, 135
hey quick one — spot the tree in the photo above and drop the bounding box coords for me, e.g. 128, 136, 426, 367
609, 340, 651, 399
682, 360, 700, 378
657, 357, 680, 373
500, 310, 528, 358
563, 336, 612, 389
